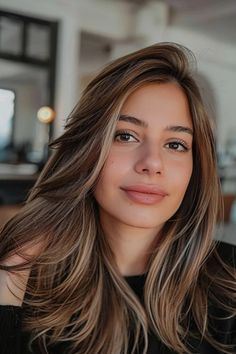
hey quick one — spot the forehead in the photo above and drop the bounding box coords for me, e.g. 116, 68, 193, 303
120, 83, 193, 129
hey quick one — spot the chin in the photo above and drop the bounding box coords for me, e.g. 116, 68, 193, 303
121, 216, 166, 230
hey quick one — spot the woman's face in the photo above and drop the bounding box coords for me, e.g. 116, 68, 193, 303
94, 83, 193, 233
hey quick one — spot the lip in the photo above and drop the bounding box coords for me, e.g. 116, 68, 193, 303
120, 185, 168, 205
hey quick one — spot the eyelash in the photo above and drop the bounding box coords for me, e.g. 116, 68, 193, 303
114, 130, 190, 152
114, 130, 138, 142
165, 140, 189, 152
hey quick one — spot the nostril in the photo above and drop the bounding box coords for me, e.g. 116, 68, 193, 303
141, 168, 162, 174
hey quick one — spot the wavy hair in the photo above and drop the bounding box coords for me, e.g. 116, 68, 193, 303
0, 42, 235, 354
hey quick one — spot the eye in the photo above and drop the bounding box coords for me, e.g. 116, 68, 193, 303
114, 130, 138, 143
165, 140, 189, 152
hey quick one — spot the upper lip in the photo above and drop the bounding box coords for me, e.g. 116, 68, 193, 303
121, 185, 168, 196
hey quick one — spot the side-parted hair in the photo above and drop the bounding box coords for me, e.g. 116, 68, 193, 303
0, 42, 235, 354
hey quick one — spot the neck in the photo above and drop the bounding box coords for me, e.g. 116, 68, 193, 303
100, 218, 161, 277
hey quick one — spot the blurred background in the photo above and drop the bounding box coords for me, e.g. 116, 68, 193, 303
0, 0, 235, 244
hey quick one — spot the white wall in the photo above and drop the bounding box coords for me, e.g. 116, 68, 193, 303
165, 28, 236, 151
121, 3, 236, 152
0, 0, 134, 136
0, 0, 235, 151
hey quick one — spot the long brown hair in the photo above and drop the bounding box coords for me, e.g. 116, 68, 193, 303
0, 42, 235, 354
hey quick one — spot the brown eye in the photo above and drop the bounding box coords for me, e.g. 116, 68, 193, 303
114, 131, 138, 142
166, 141, 188, 152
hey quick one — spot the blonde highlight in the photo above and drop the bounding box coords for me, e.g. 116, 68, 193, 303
0, 42, 235, 354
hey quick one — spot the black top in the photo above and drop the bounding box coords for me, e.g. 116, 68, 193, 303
0, 241, 235, 354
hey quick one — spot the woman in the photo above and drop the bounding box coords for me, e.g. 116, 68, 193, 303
0, 42, 235, 354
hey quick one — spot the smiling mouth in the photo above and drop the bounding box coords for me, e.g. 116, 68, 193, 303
120, 186, 168, 205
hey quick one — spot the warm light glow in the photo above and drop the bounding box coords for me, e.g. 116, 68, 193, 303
37, 106, 55, 124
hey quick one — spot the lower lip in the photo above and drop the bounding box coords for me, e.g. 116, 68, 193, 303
122, 189, 166, 205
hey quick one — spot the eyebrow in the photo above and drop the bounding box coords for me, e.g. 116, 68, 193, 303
118, 114, 193, 136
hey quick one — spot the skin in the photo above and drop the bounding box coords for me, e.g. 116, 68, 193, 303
94, 83, 193, 276
0, 82, 194, 305
0, 243, 42, 306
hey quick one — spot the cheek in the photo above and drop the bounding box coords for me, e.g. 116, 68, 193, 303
170, 158, 193, 191
94, 157, 120, 196
100, 152, 131, 181
182, 164, 193, 192
99, 160, 116, 184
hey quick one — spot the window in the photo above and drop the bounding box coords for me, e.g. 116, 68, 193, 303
0, 88, 15, 150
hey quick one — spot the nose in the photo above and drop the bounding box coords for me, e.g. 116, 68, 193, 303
134, 144, 164, 176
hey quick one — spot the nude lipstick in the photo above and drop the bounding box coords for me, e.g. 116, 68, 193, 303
120, 185, 168, 205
